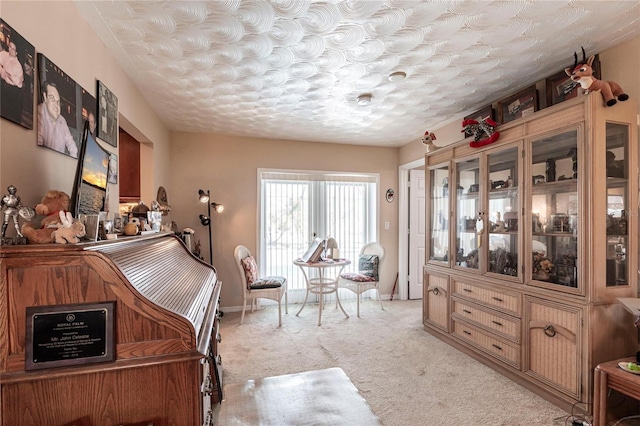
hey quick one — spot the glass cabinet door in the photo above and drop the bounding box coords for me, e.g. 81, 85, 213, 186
605, 122, 630, 286
429, 165, 449, 263
454, 158, 480, 270
487, 147, 519, 277
529, 129, 579, 288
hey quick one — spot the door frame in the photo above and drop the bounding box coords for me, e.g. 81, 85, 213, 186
398, 157, 425, 301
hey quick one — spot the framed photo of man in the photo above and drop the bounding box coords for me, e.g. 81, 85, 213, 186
81, 87, 97, 138
0, 18, 36, 129
37, 53, 81, 158
97, 80, 118, 147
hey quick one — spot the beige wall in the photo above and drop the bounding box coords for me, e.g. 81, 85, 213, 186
0, 1, 170, 214
169, 133, 399, 308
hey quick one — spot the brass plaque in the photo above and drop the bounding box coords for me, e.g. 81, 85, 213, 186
26, 302, 115, 370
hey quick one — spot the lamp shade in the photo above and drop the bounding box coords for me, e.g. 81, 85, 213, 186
212, 203, 224, 213
199, 214, 210, 226
198, 189, 210, 203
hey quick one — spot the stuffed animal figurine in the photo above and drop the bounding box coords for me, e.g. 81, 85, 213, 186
51, 211, 86, 244
461, 117, 500, 148
21, 190, 71, 244
565, 48, 628, 107
422, 131, 438, 153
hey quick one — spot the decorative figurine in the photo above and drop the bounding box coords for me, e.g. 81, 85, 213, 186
565, 47, 628, 107
545, 159, 556, 183
1, 185, 31, 245
422, 131, 438, 153
461, 117, 500, 148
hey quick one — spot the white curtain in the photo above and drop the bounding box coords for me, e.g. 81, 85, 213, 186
259, 169, 378, 304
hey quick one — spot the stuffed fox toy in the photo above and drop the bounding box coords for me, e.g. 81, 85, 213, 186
565, 48, 628, 107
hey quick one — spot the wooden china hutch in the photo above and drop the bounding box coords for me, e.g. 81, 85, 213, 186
0, 233, 222, 426
423, 93, 639, 413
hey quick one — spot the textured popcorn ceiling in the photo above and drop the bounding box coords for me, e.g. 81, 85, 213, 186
75, 1, 640, 147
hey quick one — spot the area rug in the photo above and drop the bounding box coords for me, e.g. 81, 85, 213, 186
219, 367, 381, 425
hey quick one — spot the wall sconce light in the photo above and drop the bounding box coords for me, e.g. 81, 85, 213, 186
198, 189, 224, 265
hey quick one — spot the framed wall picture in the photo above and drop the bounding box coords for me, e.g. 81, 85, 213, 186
81, 87, 97, 137
107, 153, 118, 184
0, 18, 36, 129
37, 53, 82, 158
97, 80, 118, 147
545, 54, 601, 106
497, 85, 538, 124
464, 105, 494, 124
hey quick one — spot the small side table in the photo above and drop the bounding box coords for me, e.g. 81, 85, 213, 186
294, 259, 351, 326
594, 357, 640, 426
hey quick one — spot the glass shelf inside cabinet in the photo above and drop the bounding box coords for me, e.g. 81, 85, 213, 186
530, 129, 579, 288
605, 122, 630, 286
429, 165, 449, 262
455, 158, 480, 269
487, 147, 518, 277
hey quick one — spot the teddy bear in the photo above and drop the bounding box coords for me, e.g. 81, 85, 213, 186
21, 189, 71, 244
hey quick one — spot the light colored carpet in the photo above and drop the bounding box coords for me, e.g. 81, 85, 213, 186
219, 299, 572, 425
220, 367, 381, 425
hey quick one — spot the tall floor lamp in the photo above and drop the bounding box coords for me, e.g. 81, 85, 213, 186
198, 189, 224, 265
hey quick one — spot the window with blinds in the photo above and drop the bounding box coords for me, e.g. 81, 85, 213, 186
259, 169, 378, 303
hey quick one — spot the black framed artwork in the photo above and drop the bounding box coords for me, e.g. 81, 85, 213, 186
97, 80, 118, 147
497, 85, 538, 124
464, 105, 494, 124
0, 18, 36, 129
81, 87, 97, 137
37, 53, 82, 158
108, 153, 118, 184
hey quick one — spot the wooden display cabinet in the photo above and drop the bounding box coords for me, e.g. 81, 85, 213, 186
423, 93, 638, 413
0, 233, 222, 426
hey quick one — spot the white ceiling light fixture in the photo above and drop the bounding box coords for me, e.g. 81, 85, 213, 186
388, 71, 407, 82
357, 93, 373, 105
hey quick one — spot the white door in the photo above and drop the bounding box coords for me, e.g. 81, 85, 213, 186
409, 169, 426, 299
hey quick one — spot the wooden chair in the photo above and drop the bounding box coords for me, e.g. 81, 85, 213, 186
234, 245, 288, 326
338, 242, 385, 317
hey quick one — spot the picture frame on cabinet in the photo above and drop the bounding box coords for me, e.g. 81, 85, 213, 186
545, 54, 601, 107
0, 18, 35, 129
497, 85, 538, 124
464, 105, 494, 124
464, 105, 496, 122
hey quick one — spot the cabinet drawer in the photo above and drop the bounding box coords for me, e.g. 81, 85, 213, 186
453, 319, 520, 369
424, 272, 449, 331
454, 281, 521, 316
452, 298, 521, 343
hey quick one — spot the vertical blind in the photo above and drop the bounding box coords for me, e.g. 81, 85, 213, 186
259, 169, 378, 304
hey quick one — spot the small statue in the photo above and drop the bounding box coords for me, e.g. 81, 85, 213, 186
1, 185, 32, 245
1, 185, 23, 238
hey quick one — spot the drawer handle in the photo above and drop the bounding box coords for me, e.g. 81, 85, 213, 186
492, 320, 503, 326
463, 288, 472, 293
491, 344, 503, 351
463, 330, 471, 335
463, 309, 472, 314
492, 296, 503, 302
428, 287, 441, 296
544, 325, 556, 338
